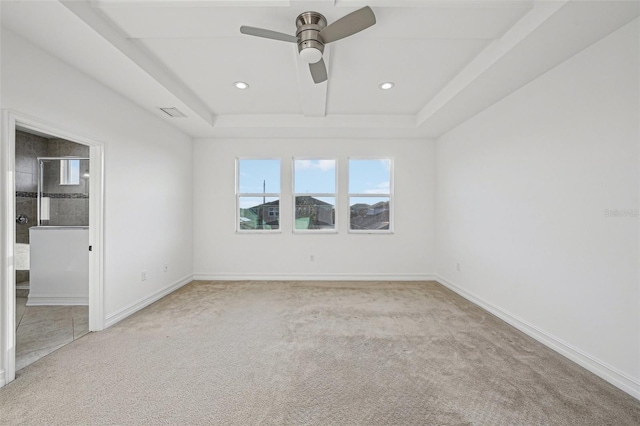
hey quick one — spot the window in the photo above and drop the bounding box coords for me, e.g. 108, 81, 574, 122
293, 159, 336, 231
349, 158, 392, 231
60, 159, 80, 185
237, 159, 280, 231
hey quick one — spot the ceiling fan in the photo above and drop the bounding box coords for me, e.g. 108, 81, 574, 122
240, 6, 376, 84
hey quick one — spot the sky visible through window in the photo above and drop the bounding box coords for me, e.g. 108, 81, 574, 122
295, 159, 335, 194
348, 159, 390, 194
238, 159, 280, 194
238, 159, 390, 208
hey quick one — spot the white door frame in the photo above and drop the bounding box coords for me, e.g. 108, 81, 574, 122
0, 110, 105, 387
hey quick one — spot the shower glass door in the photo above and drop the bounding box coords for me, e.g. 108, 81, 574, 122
38, 157, 90, 226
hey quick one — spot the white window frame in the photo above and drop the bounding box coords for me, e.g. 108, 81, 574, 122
236, 157, 281, 233
347, 157, 394, 234
292, 157, 338, 234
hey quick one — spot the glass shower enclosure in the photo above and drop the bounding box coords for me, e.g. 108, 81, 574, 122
37, 157, 90, 226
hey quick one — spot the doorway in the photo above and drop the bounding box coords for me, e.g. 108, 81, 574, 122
16, 139, 91, 369
1, 111, 104, 386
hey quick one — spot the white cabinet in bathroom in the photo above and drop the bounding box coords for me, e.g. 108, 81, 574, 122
28, 227, 89, 306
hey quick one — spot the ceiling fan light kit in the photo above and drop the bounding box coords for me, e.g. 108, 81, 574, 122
296, 11, 326, 64
240, 6, 376, 84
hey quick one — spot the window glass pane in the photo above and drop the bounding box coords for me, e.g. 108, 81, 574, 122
239, 159, 280, 194
239, 197, 279, 230
348, 159, 390, 194
350, 197, 390, 230
294, 159, 336, 194
60, 159, 80, 185
295, 196, 335, 230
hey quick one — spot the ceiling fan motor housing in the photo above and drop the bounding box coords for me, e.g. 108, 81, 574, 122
296, 11, 326, 63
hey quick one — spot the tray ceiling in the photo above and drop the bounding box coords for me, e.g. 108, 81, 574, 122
2, 1, 638, 138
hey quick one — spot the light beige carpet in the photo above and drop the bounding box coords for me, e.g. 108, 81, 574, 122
0, 280, 638, 425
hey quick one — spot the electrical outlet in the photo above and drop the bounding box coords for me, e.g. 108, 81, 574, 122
310, 255, 315, 262
163, 265, 168, 274
141, 271, 147, 281
456, 263, 461, 272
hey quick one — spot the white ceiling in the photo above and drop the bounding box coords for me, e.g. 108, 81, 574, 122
2, 0, 638, 139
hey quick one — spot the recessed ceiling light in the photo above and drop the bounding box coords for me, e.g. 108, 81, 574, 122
379, 82, 395, 90
234, 81, 249, 90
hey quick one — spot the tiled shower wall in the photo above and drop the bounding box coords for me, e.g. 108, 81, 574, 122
14, 131, 89, 284
43, 139, 90, 227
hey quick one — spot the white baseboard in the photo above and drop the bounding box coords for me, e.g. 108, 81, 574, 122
435, 275, 640, 401
0, 368, 5, 388
104, 275, 193, 328
193, 273, 436, 281
26, 295, 88, 306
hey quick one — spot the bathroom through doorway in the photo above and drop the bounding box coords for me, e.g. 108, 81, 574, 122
1, 111, 105, 386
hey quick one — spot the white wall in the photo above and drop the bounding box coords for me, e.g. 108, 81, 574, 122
435, 19, 639, 397
1, 29, 194, 323
193, 138, 435, 280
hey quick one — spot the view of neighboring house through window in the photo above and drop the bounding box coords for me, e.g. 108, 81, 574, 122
237, 159, 280, 230
293, 159, 336, 231
349, 158, 392, 231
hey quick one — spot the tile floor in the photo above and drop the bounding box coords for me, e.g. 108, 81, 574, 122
15, 297, 89, 371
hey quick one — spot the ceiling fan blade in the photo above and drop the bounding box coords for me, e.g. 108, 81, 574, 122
309, 59, 327, 84
240, 26, 298, 43
318, 6, 376, 44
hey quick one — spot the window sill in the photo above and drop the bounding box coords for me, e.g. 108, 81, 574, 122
348, 230, 394, 234
236, 230, 282, 234
293, 230, 339, 234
